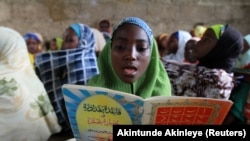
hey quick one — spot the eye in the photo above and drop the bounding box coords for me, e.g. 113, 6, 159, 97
136, 46, 149, 52
114, 45, 127, 51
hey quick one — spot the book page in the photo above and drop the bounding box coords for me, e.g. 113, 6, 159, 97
142, 96, 233, 125
62, 84, 144, 141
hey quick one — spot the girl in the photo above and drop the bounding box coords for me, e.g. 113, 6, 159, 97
24, 32, 43, 68
35, 23, 99, 137
162, 24, 242, 100
87, 17, 172, 98
0, 26, 61, 141
162, 30, 192, 63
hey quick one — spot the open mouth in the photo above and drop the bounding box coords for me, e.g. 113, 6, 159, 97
123, 66, 137, 76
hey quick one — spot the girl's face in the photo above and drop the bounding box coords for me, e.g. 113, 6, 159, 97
26, 38, 40, 54
50, 40, 57, 51
192, 29, 217, 59
99, 21, 110, 33
159, 36, 169, 50
184, 39, 199, 63
62, 27, 79, 50
166, 35, 178, 54
111, 24, 151, 84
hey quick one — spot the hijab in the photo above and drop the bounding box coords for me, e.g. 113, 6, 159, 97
163, 30, 192, 62
193, 25, 207, 38
55, 37, 63, 50
23, 32, 44, 68
23, 32, 43, 52
0, 26, 61, 141
91, 27, 106, 54
198, 24, 243, 73
87, 17, 171, 98
35, 23, 99, 133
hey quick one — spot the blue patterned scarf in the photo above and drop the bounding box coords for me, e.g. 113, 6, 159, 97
35, 23, 99, 134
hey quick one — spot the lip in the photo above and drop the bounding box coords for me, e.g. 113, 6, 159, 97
122, 66, 138, 76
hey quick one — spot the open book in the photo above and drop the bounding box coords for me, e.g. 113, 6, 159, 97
62, 84, 233, 141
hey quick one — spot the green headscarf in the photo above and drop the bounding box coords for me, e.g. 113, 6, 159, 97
55, 37, 63, 50
210, 24, 225, 39
87, 38, 171, 98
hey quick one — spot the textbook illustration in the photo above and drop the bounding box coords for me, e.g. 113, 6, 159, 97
62, 84, 233, 141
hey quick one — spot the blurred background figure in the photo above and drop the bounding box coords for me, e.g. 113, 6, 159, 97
35, 23, 99, 138
155, 33, 169, 58
190, 22, 207, 38
162, 30, 192, 63
162, 24, 242, 101
97, 19, 112, 42
184, 37, 201, 64
234, 34, 250, 69
23, 32, 44, 68
226, 34, 250, 125
91, 27, 106, 57
0, 26, 61, 141
49, 37, 63, 51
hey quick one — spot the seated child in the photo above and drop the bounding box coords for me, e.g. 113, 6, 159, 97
87, 17, 172, 98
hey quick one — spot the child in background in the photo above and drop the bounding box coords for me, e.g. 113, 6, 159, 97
24, 32, 43, 68
155, 33, 169, 58
162, 24, 242, 100
190, 22, 207, 38
97, 19, 112, 42
162, 30, 192, 63
225, 34, 250, 125
35, 23, 99, 138
183, 37, 200, 64
49, 37, 63, 51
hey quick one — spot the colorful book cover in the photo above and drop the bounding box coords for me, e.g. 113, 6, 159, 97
62, 84, 233, 141
62, 84, 144, 141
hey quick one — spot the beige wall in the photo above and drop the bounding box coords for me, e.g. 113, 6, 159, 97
1, 0, 250, 41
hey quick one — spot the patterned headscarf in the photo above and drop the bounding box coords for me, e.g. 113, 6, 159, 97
23, 32, 43, 50
24, 32, 40, 42
35, 23, 99, 134
112, 17, 153, 47
198, 24, 243, 73
0, 26, 61, 140
87, 17, 171, 98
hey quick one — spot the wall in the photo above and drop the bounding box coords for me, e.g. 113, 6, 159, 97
1, 0, 250, 41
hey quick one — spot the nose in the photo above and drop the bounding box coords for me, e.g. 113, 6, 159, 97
124, 45, 136, 61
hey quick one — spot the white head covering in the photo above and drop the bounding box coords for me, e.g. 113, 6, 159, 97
0, 26, 61, 141
163, 30, 192, 62
91, 27, 106, 53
